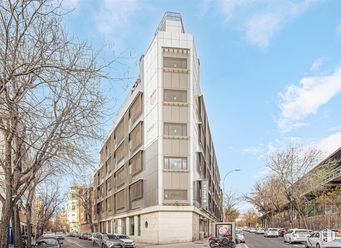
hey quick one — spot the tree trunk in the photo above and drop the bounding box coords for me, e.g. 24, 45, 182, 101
1, 189, 13, 248
13, 205, 23, 248
26, 204, 33, 248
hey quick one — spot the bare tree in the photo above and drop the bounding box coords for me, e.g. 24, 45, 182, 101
0, 0, 111, 246
35, 181, 64, 237
245, 176, 286, 226
266, 145, 331, 229
223, 190, 240, 222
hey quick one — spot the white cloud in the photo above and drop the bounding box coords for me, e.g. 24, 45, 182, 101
329, 126, 341, 132
337, 24, 341, 34
61, 0, 80, 10
216, 0, 317, 47
317, 132, 341, 155
95, 0, 140, 35
310, 57, 325, 72
277, 67, 341, 131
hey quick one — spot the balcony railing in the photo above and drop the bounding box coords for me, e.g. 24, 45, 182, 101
322, 166, 341, 184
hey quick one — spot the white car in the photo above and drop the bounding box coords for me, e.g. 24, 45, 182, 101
264, 228, 279, 238
236, 231, 246, 243
284, 229, 310, 244
305, 230, 341, 248
115, 234, 135, 248
249, 228, 256, 233
256, 228, 265, 234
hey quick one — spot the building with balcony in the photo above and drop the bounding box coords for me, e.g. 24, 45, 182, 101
263, 147, 341, 230
67, 185, 83, 232
92, 12, 223, 244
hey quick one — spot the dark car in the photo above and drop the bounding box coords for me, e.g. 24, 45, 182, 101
35, 237, 61, 248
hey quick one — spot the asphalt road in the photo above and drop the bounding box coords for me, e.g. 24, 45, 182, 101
244, 232, 306, 248
62, 237, 94, 248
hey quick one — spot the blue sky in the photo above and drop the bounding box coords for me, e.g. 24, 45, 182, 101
62, 0, 341, 212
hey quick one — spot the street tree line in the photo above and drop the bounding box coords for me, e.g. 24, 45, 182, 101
0, 0, 112, 247
245, 145, 340, 229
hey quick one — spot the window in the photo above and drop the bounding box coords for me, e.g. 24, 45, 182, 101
115, 166, 126, 189
130, 180, 143, 201
129, 216, 134, 236
164, 90, 187, 103
115, 190, 125, 211
115, 141, 127, 163
137, 215, 141, 236
164, 123, 187, 136
129, 122, 142, 152
130, 94, 142, 123
164, 157, 187, 170
164, 190, 187, 200
115, 119, 125, 145
129, 151, 143, 176
121, 218, 126, 235
163, 57, 187, 69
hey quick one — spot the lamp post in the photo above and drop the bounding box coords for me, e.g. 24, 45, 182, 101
222, 168, 241, 194
221, 169, 240, 222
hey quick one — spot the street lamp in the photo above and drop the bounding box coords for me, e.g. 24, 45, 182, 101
221, 169, 240, 222
222, 168, 241, 194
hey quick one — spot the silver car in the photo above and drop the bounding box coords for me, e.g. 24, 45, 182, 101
115, 234, 135, 248
92, 233, 124, 248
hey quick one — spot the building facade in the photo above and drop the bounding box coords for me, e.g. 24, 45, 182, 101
67, 185, 82, 232
93, 12, 223, 244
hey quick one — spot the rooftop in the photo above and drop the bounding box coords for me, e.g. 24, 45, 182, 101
156, 11, 185, 35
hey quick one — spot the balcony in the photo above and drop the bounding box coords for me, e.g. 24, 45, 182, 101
323, 166, 341, 184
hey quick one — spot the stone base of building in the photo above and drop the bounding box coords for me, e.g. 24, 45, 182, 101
95, 206, 219, 244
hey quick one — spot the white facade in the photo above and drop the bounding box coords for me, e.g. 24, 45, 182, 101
94, 12, 222, 244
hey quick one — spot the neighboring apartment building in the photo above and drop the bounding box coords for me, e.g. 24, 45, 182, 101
93, 12, 223, 244
79, 186, 94, 233
67, 185, 82, 232
67, 185, 94, 233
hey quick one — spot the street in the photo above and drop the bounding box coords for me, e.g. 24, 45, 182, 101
244, 232, 306, 248
62, 237, 211, 248
62, 237, 94, 248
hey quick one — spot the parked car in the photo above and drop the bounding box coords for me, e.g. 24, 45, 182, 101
264, 228, 279, 238
249, 227, 257, 233
279, 228, 286, 237
42, 232, 57, 238
305, 230, 341, 248
116, 234, 135, 248
92, 233, 124, 248
80, 233, 91, 240
56, 232, 65, 240
36, 237, 61, 248
236, 231, 246, 243
256, 228, 265, 234
284, 229, 310, 244
88, 233, 97, 241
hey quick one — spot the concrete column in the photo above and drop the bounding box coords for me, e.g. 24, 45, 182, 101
117, 219, 122, 234
125, 217, 129, 235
